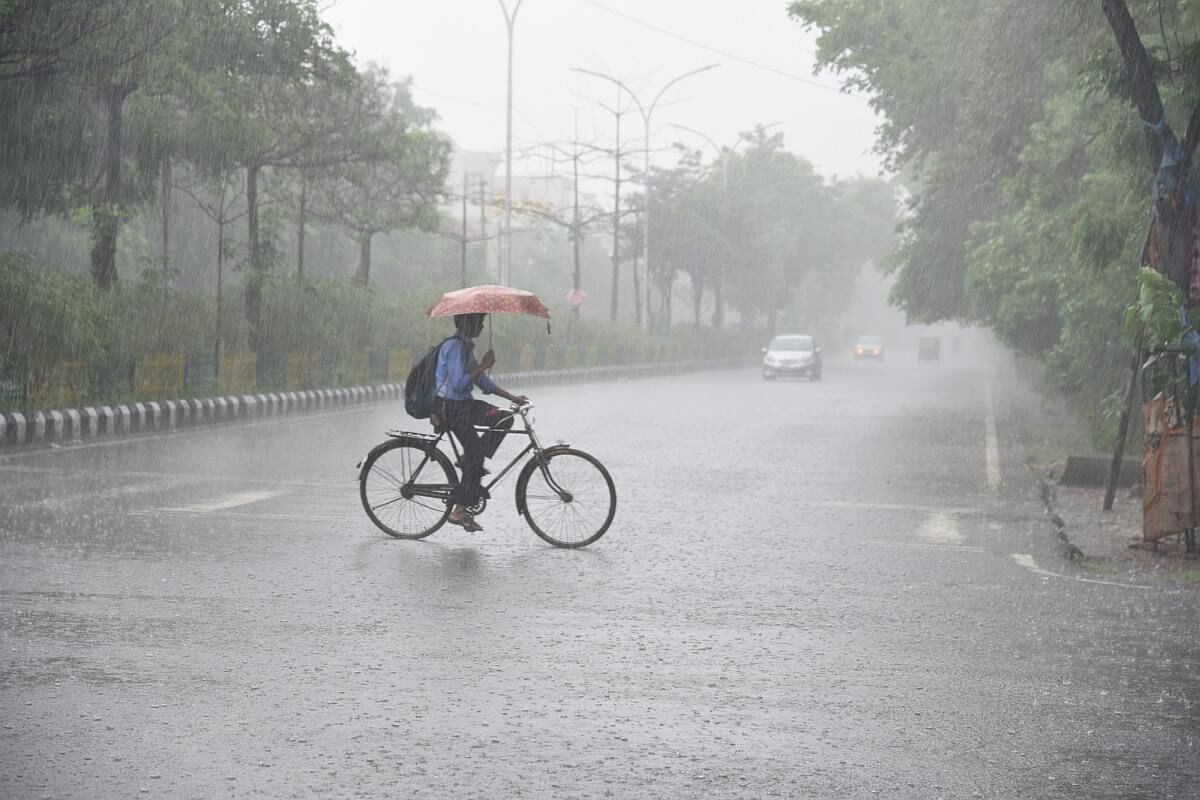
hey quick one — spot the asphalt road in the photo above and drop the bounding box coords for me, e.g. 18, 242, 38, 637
1, 354, 1197, 799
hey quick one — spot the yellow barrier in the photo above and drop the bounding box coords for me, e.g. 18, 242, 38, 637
389, 347, 413, 382
585, 345, 599, 367
286, 353, 313, 390
565, 346, 579, 368
27, 361, 88, 409
519, 344, 534, 371
343, 352, 368, 386
135, 354, 184, 400
219, 353, 256, 395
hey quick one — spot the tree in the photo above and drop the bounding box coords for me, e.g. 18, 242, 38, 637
0, 0, 189, 288
790, 0, 1198, 443
319, 70, 450, 286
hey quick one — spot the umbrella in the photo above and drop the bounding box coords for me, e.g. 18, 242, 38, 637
427, 284, 552, 349
428, 284, 551, 320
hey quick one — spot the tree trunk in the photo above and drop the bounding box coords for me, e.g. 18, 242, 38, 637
1102, 1, 1199, 295
711, 272, 725, 328
1101, 0, 1166, 172
245, 163, 263, 350
160, 155, 171, 273
89, 82, 135, 290
632, 233, 642, 326
692, 272, 705, 331
356, 231, 372, 285
297, 170, 307, 282
767, 306, 778, 340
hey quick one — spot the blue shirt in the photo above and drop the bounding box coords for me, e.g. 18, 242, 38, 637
435, 334, 497, 401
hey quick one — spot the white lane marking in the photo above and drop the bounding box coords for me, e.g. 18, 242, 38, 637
984, 379, 1001, 493
1010, 553, 1151, 589
130, 509, 355, 522
159, 490, 284, 513
865, 540, 984, 553
919, 512, 963, 545
23, 476, 196, 508
797, 499, 1006, 518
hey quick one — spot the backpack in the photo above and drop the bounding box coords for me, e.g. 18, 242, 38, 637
403, 336, 456, 419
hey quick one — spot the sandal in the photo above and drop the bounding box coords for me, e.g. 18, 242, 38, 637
448, 512, 483, 532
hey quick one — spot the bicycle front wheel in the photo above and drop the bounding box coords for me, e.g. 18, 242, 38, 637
516, 448, 616, 548
359, 437, 456, 539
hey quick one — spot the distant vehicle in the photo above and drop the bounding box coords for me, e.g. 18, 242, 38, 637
918, 336, 941, 364
762, 334, 822, 381
854, 335, 884, 361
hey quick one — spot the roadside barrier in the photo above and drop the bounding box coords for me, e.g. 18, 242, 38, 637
0, 357, 750, 449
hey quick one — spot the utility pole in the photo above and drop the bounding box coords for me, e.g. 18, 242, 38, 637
570, 64, 720, 331
478, 179, 488, 279
499, 0, 524, 286
461, 172, 469, 287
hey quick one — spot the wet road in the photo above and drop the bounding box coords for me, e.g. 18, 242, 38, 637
1, 356, 1198, 799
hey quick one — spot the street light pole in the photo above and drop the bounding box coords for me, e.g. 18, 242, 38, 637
571, 64, 719, 331
499, 0, 524, 286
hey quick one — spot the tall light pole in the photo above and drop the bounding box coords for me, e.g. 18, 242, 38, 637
571, 64, 719, 331
499, 0, 524, 285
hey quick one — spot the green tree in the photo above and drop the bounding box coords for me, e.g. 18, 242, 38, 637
319, 70, 451, 286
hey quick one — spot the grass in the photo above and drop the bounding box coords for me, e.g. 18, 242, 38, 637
1080, 559, 1119, 576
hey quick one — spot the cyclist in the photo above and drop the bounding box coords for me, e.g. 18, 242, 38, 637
433, 312, 529, 531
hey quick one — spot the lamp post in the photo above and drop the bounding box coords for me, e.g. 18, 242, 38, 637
571, 64, 719, 331
498, 0, 524, 285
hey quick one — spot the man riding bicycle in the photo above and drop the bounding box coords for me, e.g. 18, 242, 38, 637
433, 312, 528, 532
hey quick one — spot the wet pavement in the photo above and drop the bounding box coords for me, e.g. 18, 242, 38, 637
1, 355, 1198, 798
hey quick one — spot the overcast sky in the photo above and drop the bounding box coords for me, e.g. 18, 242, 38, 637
322, 0, 884, 181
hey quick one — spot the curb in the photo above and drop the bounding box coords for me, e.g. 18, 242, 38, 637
0, 357, 750, 450
1034, 472, 1086, 561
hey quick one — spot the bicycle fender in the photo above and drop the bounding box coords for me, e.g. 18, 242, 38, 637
514, 444, 573, 517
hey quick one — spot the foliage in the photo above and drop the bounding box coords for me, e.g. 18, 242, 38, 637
650, 128, 896, 335
790, 0, 1200, 444
1125, 267, 1188, 346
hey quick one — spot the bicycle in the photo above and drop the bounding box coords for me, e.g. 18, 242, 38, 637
358, 404, 616, 548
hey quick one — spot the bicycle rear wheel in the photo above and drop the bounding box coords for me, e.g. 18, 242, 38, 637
359, 437, 456, 539
516, 448, 616, 548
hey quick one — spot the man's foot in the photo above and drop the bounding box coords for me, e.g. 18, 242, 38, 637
448, 511, 483, 532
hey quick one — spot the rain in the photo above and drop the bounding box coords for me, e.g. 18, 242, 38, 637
1, 1, 1199, 797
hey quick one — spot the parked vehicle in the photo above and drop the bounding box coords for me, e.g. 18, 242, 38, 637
762, 334, 822, 381
918, 337, 941, 364
854, 335, 884, 361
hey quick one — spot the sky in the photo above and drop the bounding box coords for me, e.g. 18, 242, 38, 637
321, 0, 885, 182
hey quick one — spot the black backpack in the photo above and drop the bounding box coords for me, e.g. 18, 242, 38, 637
403, 336, 457, 419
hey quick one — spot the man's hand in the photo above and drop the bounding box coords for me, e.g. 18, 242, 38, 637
511, 394, 530, 406
479, 349, 496, 371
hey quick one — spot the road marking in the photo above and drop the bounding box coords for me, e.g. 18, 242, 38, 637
130, 509, 356, 523
865, 540, 984, 553
919, 511, 963, 545
21, 476, 196, 509
797, 499, 1005, 518
158, 490, 284, 513
984, 379, 1001, 493
1010, 553, 1151, 589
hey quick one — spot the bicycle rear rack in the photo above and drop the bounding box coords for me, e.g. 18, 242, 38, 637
386, 429, 438, 441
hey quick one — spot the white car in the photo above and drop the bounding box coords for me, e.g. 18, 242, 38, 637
762, 334, 822, 381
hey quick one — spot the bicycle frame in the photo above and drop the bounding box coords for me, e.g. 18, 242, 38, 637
393, 405, 569, 503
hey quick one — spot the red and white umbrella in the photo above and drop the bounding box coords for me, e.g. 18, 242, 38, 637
428, 284, 551, 319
